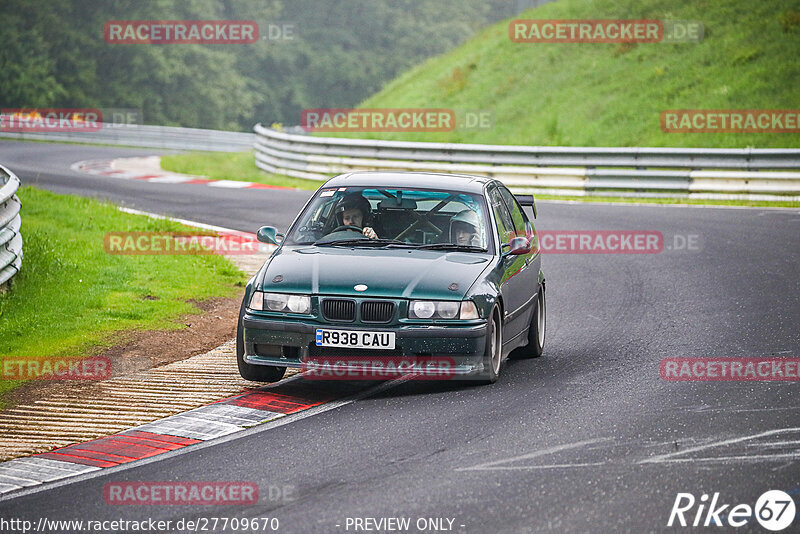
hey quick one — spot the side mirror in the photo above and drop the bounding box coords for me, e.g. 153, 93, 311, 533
257, 226, 284, 245
505, 236, 531, 256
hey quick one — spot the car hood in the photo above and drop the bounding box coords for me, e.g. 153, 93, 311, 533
259, 246, 492, 300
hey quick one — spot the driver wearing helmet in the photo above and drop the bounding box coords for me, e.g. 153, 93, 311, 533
333, 193, 378, 239
450, 209, 481, 247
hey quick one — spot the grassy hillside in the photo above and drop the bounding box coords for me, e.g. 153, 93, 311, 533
337, 0, 800, 148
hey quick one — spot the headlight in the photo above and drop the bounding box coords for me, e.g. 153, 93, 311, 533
410, 300, 436, 319
265, 293, 290, 311
287, 294, 311, 314
250, 292, 312, 314
437, 301, 460, 319
408, 300, 479, 320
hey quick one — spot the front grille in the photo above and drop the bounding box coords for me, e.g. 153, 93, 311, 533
361, 301, 395, 323
322, 299, 356, 322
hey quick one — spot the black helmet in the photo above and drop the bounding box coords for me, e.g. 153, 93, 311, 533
335, 193, 371, 225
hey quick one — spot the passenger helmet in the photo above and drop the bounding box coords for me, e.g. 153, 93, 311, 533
450, 209, 481, 245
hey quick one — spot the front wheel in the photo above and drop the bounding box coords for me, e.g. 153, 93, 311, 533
478, 307, 503, 384
512, 284, 546, 359
236, 302, 286, 383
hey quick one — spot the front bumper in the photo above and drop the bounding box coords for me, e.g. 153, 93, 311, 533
242, 313, 488, 376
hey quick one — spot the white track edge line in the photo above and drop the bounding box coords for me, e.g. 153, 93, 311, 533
116, 207, 252, 235
0, 376, 411, 503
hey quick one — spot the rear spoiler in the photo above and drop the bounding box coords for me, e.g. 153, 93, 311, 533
514, 194, 537, 219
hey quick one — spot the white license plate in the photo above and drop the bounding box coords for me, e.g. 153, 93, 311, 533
315, 329, 396, 350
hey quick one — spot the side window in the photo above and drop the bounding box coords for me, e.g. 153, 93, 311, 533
498, 185, 529, 238
315, 197, 336, 227
488, 187, 515, 244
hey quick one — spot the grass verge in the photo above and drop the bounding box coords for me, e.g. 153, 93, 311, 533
0, 186, 248, 405
161, 150, 324, 190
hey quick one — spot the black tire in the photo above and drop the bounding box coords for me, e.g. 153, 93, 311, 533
236, 301, 286, 383
478, 306, 503, 384
512, 284, 546, 359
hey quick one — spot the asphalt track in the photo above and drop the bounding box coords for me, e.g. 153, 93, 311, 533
1, 140, 799, 533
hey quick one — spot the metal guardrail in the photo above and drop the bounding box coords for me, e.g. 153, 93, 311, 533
3, 117, 797, 199
0, 122, 253, 152
0, 165, 22, 289
253, 124, 800, 200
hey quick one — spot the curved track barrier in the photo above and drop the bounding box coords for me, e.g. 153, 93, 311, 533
0, 120, 253, 152
253, 124, 800, 201
0, 165, 22, 290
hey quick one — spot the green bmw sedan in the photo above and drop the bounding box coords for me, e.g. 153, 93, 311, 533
237, 171, 545, 384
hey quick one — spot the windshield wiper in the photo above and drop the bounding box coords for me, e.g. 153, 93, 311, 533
314, 238, 414, 247
416, 243, 487, 252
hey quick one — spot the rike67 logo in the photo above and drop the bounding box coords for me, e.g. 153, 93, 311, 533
668, 490, 796, 531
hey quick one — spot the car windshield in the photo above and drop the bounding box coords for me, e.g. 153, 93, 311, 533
284, 187, 491, 251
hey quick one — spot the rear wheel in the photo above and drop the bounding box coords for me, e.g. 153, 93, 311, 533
236, 302, 286, 383
478, 307, 503, 384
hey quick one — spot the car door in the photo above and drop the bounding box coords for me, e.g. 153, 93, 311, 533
498, 184, 540, 333
487, 185, 528, 342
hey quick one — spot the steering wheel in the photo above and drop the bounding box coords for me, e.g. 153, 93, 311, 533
331, 225, 364, 234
